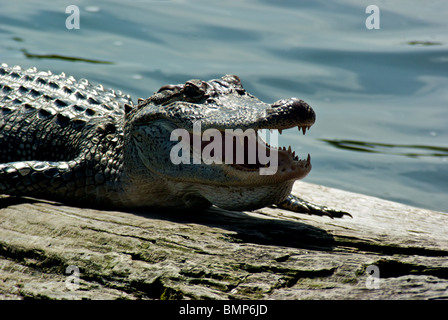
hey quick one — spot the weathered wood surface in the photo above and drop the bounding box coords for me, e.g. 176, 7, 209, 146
1, 181, 447, 300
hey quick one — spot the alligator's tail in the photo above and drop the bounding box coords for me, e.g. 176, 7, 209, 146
0, 160, 98, 205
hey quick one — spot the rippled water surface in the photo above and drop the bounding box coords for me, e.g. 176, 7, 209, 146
1, 0, 447, 212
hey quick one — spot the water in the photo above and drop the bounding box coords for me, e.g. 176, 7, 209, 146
1, 0, 447, 212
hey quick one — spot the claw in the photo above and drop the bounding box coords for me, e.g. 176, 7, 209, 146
275, 194, 352, 219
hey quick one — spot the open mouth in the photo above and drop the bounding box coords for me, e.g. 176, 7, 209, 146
189, 125, 312, 175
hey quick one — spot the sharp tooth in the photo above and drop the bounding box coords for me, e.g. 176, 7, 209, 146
292, 151, 296, 158
278, 129, 283, 134
307, 153, 311, 164
302, 126, 306, 135
297, 126, 301, 132
287, 146, 292, 153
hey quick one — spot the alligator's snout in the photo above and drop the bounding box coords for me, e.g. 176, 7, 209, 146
265, 98, 316, 130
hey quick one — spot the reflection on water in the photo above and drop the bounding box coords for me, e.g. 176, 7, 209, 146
406, 41, 443, 46
321, 139, 448, 158
21, 49, 113, 64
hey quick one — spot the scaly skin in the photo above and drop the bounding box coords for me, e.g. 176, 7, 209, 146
0, 64, 349, 217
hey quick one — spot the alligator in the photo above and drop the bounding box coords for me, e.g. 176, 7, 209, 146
0, 64, 350, 218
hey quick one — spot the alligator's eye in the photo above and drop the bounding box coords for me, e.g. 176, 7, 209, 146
183, 80, 207, 101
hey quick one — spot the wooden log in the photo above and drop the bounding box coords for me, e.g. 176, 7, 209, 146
1, 181, 447, 300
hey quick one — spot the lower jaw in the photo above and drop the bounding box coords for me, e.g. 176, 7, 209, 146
199, 179, 295, 211
229, 153, 311, 180
223, 164, 311, 188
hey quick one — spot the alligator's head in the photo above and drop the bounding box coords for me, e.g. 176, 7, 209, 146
124, 75, 315, 211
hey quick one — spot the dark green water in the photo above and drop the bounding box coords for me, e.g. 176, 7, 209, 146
1, 0, 447, 212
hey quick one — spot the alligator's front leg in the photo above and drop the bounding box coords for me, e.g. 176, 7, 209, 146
273, 194, 352, 219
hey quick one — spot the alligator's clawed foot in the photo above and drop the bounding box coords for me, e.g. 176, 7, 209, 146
273, 194, 352, 219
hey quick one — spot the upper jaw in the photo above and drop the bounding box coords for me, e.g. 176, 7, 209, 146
134, 75, 316, 134
169, 97, 316, 134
